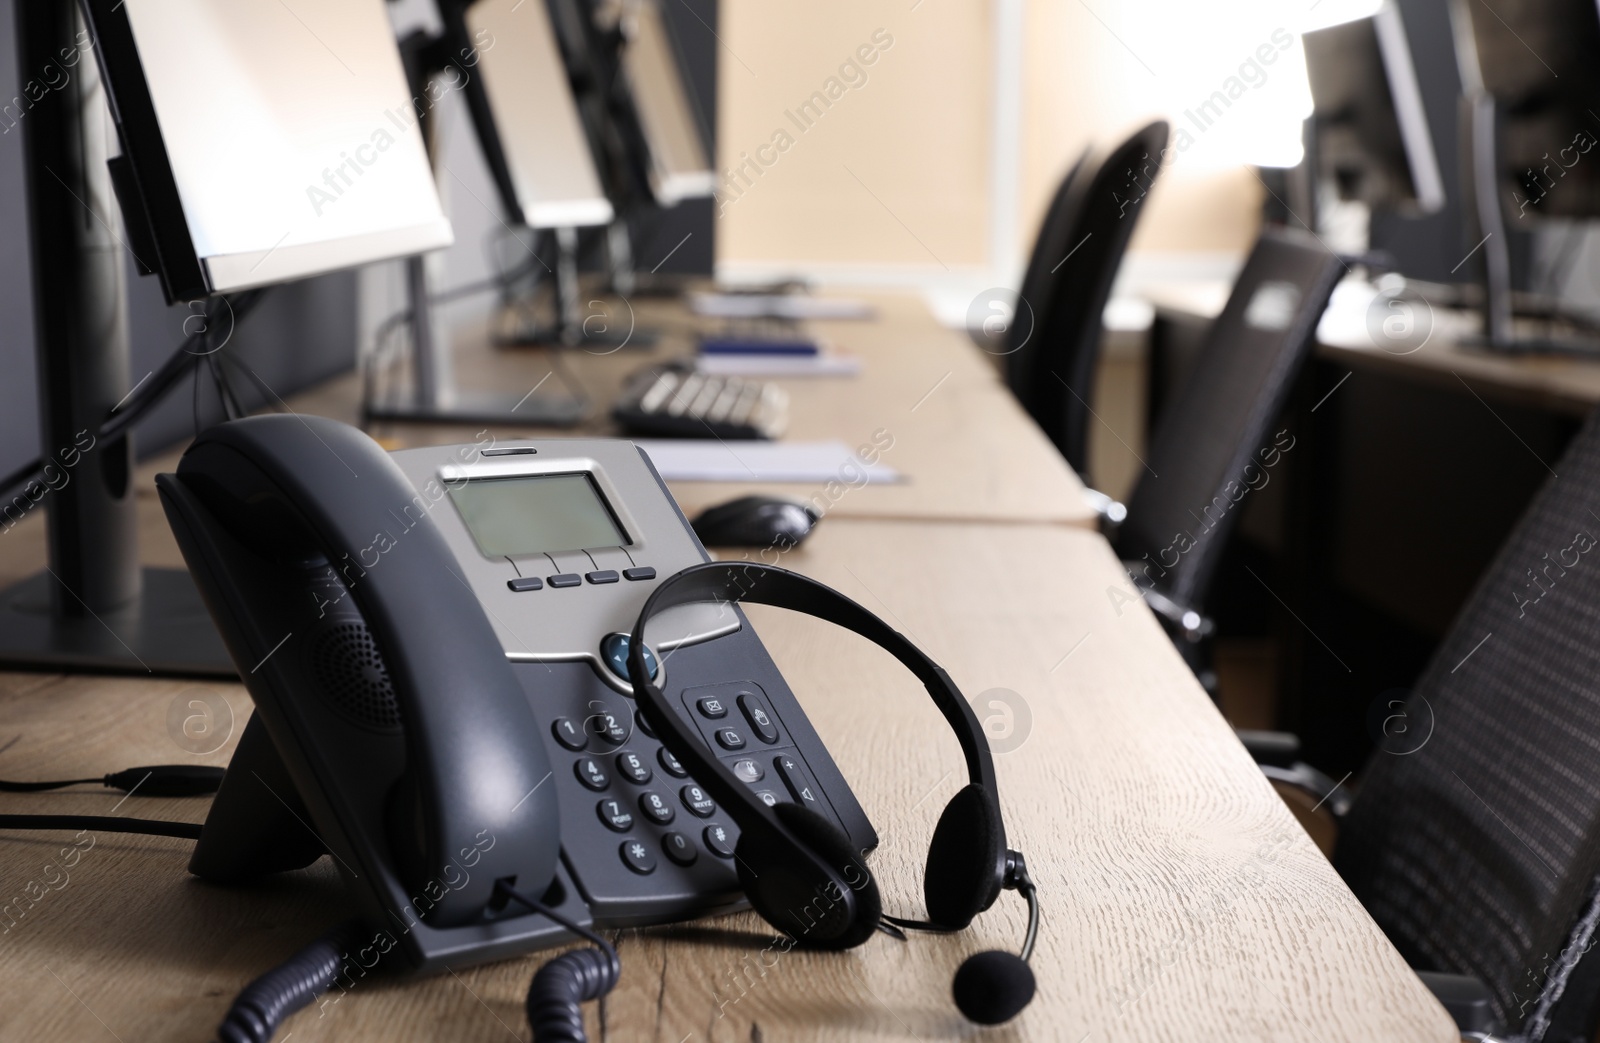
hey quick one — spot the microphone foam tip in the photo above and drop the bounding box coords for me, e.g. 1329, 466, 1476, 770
952, 950, 1036, 1025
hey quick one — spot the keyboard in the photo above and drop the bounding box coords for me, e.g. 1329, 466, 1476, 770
612, 363, 788, 440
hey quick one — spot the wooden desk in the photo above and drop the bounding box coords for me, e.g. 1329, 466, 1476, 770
351, 290, 1097, 527
0, 519, 1453, 1042
1145, 279, 1600, 417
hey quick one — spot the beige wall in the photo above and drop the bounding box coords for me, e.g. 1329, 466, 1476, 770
714, 1, 992, 270
715, 0, 1304, 275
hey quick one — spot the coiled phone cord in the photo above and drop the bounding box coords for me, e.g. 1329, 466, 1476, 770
495, 880, 621, 1043
213, 920, 365, 1043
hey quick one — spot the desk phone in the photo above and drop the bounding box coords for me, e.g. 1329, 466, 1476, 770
157, 416, 874, 972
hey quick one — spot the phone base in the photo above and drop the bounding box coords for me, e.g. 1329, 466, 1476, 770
0, 566, 235, 677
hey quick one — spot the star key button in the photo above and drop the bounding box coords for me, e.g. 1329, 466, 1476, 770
620, 839, 657, 874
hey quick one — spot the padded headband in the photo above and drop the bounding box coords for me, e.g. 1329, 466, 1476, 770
626, 561, 1003, 860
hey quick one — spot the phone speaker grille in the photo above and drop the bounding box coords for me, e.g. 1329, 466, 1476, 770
308, 622, 402, 731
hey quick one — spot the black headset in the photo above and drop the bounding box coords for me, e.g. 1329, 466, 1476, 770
621, 562, 1040, 1026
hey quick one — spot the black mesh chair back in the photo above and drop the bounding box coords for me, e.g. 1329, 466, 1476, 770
1115, 227, 1343, 612
1004, 119, 1169, 478
1336, 407, 1600, 1041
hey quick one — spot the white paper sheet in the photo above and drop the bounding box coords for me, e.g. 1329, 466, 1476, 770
634, 441, 901, 484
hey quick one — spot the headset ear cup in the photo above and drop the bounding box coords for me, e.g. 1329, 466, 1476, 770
924, 784, 1005, 929
735, 803, 880, 951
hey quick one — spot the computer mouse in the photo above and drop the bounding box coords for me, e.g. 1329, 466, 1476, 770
690, 496, 820, 548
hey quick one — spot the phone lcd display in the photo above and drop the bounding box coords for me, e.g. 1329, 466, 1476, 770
449, 474, 627, 558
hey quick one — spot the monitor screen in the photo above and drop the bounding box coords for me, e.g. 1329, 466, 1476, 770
460, 0, 613, 229
448, 474, 629, 558
102, 0, 452, 295
618, 0, 714, 205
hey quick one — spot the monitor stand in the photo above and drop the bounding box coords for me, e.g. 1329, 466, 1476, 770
1463, 95, 1600, 358
494, 227, 658, 351
0, 0, 233, 679
361, 255, 588, 427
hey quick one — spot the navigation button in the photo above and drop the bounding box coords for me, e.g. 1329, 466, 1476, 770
620, 839, 656, 875
599, 633, 659, 684
738, 693, 780, 744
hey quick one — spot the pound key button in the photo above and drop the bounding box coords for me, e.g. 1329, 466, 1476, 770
552, 718, 587, 751
620, 839, 657, 875
703, 823, 735, 858
597, 799, 634, 832
662, 831, 698, 866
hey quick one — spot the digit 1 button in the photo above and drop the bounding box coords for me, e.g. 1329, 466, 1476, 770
639, 791, 675, 825
574, 758, 609, 791
703, 823, 735, 858
681, 784, 716, 817
657, 747, 688, 778
738, 693, 780, 744
552, 718, 587, 751
616, 751, 652, 784
597, 798, 634, 832
774, 755, 824, 813
714, 727, 746, 751
662, 831, 698, 866
620, 839, 657, 875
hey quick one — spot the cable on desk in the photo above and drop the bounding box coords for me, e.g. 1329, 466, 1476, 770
0, 815, 201, 839
215, 920, 366, 1043
0, 764, 224, 796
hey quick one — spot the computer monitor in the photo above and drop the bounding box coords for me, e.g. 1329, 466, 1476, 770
615, 0, 715, 206
86, 0, 454, 302
1302, 4, 1445, 216
1454, 0, 1600, 221
441, 0, 614, 230
1451, 0, 1600, 351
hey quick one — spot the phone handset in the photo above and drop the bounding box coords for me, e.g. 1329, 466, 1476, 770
159, 415, 558, 926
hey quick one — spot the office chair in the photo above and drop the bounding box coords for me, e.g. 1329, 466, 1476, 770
1258, 405, 1600, 1042
1004, 119, 1169, 484
1115, 227, 1344, 661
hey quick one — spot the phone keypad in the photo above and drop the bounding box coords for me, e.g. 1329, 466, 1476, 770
621, 839, 656, 875
680, 784, 716, 817
639, 791, 675, 825
597, 799, 634, 832
657, 747, 688, 777
662, 832, 698, 866
703, 823, 735, 858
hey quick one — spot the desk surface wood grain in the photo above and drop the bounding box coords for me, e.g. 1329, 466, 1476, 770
0, 520, 1452, 1042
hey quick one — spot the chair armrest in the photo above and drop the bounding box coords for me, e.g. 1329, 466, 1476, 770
1258, 761, 1353, 819
1236, 728, 1299, 768
1415, 971, 1501, 1038
1082, 487, 1127, 525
